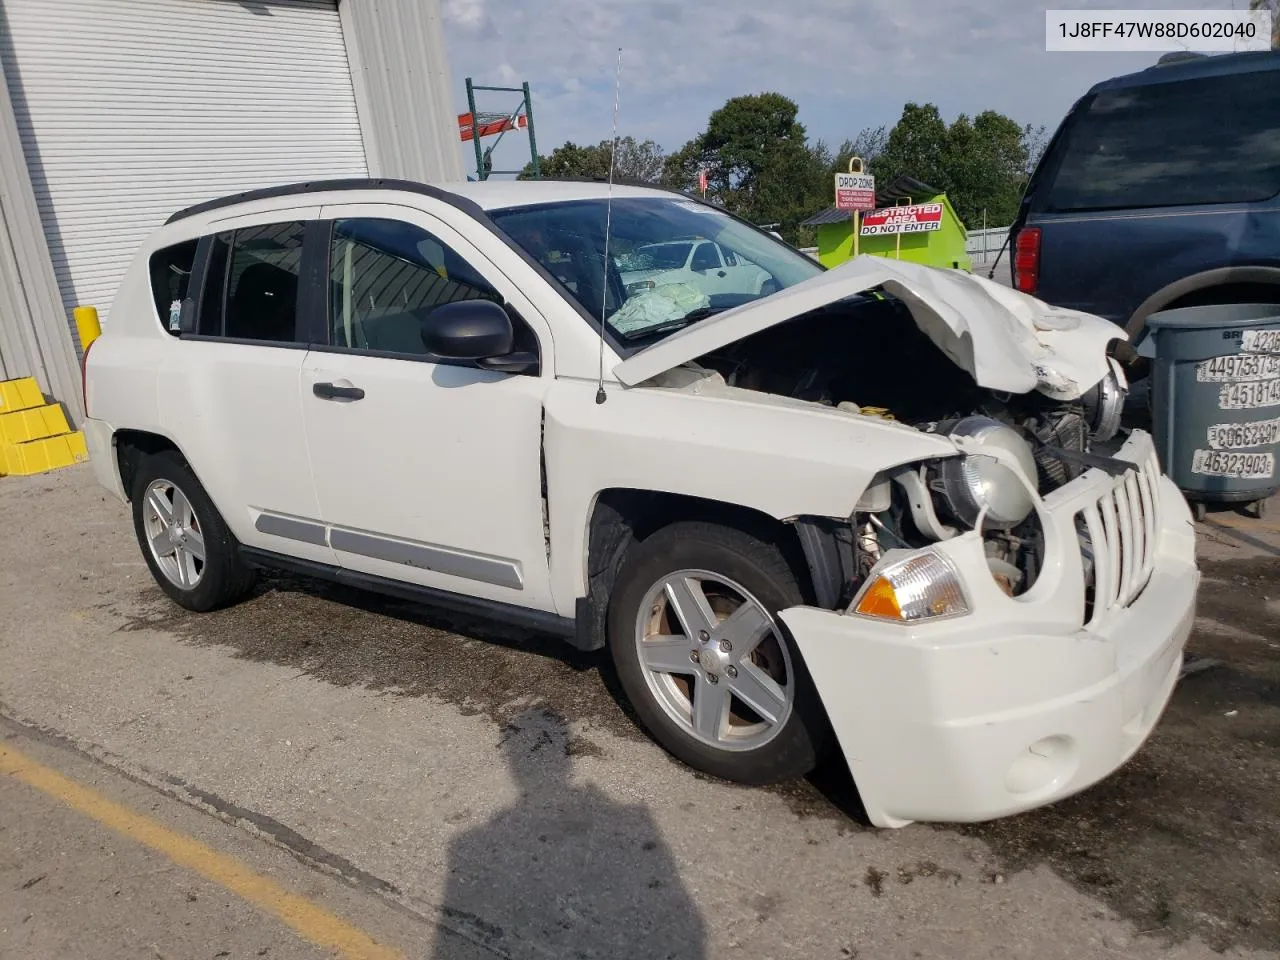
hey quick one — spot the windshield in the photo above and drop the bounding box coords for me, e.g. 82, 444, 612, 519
488, 197, 824, 343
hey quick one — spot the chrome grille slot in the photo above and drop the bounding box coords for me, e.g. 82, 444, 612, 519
1079, 454, 1159, 628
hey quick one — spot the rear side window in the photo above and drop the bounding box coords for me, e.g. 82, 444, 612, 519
148, 240, 199, 334
1042, 71, 1280, 212
196, 221, 306, 342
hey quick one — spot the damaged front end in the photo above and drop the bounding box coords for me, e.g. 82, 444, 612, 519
684, 291, 1128, 607
614, 257, 1138, 612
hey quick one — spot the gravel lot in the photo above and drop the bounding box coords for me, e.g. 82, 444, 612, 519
1, 464, 1277, 959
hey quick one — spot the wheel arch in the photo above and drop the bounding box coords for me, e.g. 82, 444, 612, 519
1125, 266, 1280, 339
573, 487, 845, 652
112, 429, 190, 502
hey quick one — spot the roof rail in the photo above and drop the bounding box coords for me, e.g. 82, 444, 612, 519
164, 177, 461, 225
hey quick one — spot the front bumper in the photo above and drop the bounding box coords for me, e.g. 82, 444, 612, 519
781, 431, 1199, 828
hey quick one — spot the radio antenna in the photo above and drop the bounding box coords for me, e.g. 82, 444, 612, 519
596, 47, 623, 405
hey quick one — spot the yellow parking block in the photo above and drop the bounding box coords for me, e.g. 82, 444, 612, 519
0, 403, 70, 446
1, 431, 89, 476
0, 377, 44, 414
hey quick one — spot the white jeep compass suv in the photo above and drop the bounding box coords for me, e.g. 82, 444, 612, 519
82, 178, 1200, 828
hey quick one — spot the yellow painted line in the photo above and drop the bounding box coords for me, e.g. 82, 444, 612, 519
0, 742, 403, 960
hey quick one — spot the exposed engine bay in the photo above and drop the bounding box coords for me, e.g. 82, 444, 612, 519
691, 293, 1129, 605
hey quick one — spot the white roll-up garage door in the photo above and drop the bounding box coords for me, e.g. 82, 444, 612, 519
0, 0, 369, 324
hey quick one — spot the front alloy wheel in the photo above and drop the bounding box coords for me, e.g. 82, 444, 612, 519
636, 569, 794, 752
609, 521, 827, 784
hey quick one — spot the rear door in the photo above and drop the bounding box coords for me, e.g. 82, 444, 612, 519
158, 208, 334, 565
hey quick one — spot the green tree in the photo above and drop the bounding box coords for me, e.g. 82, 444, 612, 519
944, 110, 1030, 227
614, 137, 667, 182
519, 137, 666, 181
870, 103, 951, 190
831, 126, 889, 174
1022, 123, 1050, 175
866, 102, 1031, 228
661, 93, 828, 241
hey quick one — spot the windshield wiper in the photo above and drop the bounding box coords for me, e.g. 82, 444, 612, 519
619, 307, 725, 342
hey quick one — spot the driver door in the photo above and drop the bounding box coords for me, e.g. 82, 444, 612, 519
298, 202, 556, 612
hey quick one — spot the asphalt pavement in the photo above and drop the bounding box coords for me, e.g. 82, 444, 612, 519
1, 464, 1277, 960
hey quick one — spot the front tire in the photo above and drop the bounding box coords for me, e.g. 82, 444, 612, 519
130, 450, 256, 612
608, 521, 828, 784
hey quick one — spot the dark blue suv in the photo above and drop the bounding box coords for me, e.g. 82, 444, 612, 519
1009, 50, 1280, 355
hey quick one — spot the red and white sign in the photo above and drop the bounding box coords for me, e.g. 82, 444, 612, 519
458, 112, 528, 142
859, 203, 944, 236
834, 172, 876, 211
698, 168, 709, 194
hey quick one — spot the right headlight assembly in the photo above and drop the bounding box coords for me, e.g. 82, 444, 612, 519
852, 551, 970, 623
936, 416, 1039, 530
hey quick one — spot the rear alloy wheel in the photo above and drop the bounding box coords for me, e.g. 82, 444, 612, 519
131, 451, 256, 612
609, 522, 827, 784
142, 478, 206, 591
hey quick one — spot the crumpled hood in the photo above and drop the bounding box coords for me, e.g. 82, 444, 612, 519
613, 255, 1127, 400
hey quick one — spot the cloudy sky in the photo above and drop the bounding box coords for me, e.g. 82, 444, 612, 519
439, 0, 1255, 177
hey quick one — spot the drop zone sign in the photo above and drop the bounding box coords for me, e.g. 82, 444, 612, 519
859, 204, 944, 236
834, 172, 876, 211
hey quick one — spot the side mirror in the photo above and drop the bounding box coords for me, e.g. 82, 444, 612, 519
419, 299, 513, 360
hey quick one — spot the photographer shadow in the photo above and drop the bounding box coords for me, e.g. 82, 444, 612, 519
434, 708, 707, 960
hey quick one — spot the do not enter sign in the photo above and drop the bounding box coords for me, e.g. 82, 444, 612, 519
859, 204, 944, 236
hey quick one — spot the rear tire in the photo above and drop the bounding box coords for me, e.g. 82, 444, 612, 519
130, 451, 256, 611
608, 521, 828, 784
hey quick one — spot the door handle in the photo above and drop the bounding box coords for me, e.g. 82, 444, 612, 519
313, 381, 365, 401
716, 270, 727, 277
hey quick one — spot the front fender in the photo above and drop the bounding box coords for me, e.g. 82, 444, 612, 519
542, 377, 956, 614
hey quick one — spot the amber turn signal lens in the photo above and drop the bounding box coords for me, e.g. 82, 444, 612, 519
855, 578, 903, 619
853, 552, 970, 623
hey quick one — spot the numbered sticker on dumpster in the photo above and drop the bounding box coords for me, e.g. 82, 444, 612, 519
1219, 378, 1280, 410
1197, 354, 1280, 382
1240, 328, 1280, 354
1191, 450, 1275, 480
1207, 416, 1280, 450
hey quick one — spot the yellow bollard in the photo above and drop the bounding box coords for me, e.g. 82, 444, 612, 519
73, 306, 101, 352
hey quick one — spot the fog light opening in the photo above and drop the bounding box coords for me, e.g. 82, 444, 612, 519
1004, 735, 1078, 796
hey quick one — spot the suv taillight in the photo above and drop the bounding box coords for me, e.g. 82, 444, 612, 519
80, 338, 95, 418
1013, 227, 1041, 294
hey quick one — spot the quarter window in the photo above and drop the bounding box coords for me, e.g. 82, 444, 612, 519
327, 218, 502, 355
148, 240, 199, 335
196, 221, 306, 342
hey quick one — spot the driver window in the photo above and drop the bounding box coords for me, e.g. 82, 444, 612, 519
691, 242, 721, 272
328, 218, 503, 356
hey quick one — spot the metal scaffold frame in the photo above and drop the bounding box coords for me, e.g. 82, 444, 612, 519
462, 77, 539, 180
